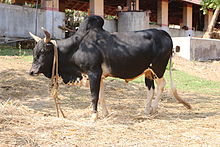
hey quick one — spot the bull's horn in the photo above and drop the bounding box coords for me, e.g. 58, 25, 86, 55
29, 32, 41, 42
41, 27, 51, 43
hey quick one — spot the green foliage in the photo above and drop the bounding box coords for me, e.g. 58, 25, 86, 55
65, 9, 88, 29
104, 15, 117, 20
1, 0, 36, 7
1, 0, 12, 4
200, 0, 220, 14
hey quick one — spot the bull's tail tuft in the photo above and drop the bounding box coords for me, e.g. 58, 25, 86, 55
169, 55, 192, 109
171, 85, 192, 109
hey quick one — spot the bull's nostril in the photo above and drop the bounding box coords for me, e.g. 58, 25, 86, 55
29, 71, 34, 75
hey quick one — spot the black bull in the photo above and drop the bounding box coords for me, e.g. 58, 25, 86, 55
29, 15, 191, 121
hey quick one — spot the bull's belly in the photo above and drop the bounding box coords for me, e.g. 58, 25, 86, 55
112, 69, 146, 80
102, 62, 150, 80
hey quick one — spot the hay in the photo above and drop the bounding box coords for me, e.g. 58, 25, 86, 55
0, 56, 220, 146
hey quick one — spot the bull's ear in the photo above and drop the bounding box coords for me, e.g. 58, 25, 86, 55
29, 32, 41, 42
41, 27, 51, 43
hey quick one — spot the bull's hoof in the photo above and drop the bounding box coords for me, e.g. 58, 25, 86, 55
144, 106, 153, 116
150, 106, 158, 115
91, 113, 98, 122
102, 109, 109, 117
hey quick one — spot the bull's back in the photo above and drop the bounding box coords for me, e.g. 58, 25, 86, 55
109, 29, 172, 56
141, 29, 173, 54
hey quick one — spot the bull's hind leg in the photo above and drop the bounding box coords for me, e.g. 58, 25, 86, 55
145, 78, 155, 115
151, 77, 166, 114
99, 78, 109, 117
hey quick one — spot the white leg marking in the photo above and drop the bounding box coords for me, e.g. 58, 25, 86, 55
145, 87, 154, 115
151, 77, 166, 114
91, 113, 98, 122
99, 79, 109, 117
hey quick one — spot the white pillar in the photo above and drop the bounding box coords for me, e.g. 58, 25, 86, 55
89, 0, 104, 17
183, 3, 193, 36
157, 0, 169, 32
41, 0, 60, 11
183, 3, 193, 29
135, 0, 139, 10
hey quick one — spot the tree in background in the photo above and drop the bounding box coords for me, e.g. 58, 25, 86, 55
62, 9, 88, 37
201, 0, 220, 38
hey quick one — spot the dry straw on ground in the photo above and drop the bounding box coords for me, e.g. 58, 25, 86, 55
0, 56, 220, 146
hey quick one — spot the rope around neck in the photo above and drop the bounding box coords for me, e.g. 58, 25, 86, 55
50, 40, 65, 118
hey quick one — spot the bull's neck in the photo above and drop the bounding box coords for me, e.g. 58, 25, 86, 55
55, 44, 78, 75
53, 34, 82, 82
56, 31, 87, 54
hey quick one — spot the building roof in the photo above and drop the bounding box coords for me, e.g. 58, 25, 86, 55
182, 0, 201, 5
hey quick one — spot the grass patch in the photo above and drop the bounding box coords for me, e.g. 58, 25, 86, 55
108, 70, 220, 96
165, 70, 220, 96
0, 44, 32, 56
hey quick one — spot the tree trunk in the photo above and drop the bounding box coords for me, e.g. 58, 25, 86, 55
203, 7, 220, 39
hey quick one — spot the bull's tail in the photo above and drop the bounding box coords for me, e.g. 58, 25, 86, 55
169, 56, 192, 109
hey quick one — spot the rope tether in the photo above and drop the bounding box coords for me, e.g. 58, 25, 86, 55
50, 40, 66, 118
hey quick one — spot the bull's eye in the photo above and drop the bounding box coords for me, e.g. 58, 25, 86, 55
46, 43, 53, 51
46, 43, 52, 46
36, 53, 40, 59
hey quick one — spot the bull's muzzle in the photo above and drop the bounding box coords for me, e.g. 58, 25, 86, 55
29, 69, 39, 76
29, 71, 35, 76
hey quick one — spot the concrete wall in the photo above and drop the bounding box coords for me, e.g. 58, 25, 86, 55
191, 38, 220, 61
149, 24, 204, 37
103, 19, 204, 37
0, 3, 65, 39
118, 12, 149, 32
172, 37, 220, 61
103, 19, 117, 33
169, 29, 204, 37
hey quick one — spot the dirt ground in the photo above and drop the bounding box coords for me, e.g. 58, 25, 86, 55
173, 56, 220, 82
0, 55, 219, 147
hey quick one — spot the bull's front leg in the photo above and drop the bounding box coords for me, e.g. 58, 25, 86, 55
99, 78, 109, 117
88, 69, 102, 121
